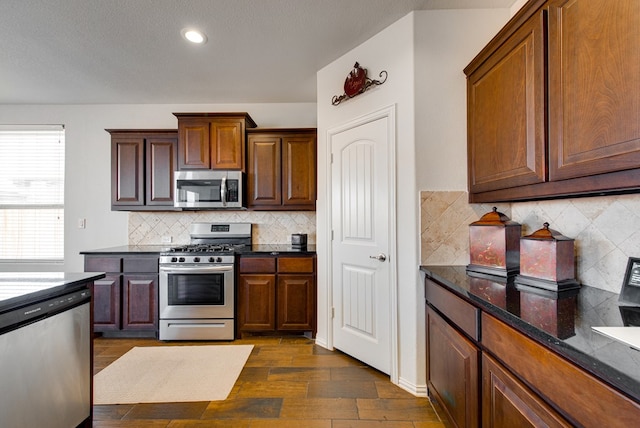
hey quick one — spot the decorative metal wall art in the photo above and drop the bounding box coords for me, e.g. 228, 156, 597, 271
331, 62, 388, 106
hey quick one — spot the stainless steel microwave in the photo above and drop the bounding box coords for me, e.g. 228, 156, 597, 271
174, 170, 244, 209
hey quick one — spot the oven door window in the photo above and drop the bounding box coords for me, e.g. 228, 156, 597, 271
167, 273, 225, 306
176, 180, 222, 203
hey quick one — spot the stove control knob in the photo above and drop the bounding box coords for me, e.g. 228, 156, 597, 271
208, 257, 215, 263
178, 257, 185, 263
216, 257, 223, 263
194, 257, 200, 263
171, 257, 178, 263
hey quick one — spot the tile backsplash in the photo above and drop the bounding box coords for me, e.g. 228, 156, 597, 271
421, 191, 640, 294
129, 211, 316, 246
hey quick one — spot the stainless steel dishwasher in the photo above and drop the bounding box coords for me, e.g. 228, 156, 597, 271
0, 288, 92, 428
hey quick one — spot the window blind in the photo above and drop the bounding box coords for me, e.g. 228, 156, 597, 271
0, 125, 65, 262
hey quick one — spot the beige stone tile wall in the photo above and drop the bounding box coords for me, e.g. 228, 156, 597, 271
129, 211, 316, 246
421, 191, 640, 293
420, 191, 511, 266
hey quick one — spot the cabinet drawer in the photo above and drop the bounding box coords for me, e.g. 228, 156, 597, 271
426, 278, 479, 341
123, 257, 159, 273
482, 313, 640, 428
239, 257, 276, 273
85, 257, 122, 273
278, 257, 314, 273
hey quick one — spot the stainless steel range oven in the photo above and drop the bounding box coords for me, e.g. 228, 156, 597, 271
159, 222, 252, 341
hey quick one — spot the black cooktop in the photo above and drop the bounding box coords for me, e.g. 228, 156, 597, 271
163, 243, 247, 254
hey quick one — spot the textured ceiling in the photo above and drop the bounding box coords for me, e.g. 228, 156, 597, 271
0, 0, 516, 105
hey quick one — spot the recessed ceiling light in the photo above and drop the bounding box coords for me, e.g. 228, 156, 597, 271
181, 28, 207, 44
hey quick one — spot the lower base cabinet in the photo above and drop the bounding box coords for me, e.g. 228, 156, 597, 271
482, 353, 570, 428
425, 276, 640, 428
238, 255, 316, 337
84, 255, 159, 336
427, 306, 479, 428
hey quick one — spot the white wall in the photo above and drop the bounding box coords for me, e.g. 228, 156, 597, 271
414, 9, 510, 191
413, 8, 510, 389
0, 103, 316, 272
317, 13, 419, 391
316, 8, 511, 393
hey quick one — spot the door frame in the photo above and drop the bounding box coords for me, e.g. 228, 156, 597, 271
325, 104, 398, 383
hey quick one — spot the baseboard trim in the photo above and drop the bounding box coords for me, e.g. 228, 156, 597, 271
397, 376, 428, 397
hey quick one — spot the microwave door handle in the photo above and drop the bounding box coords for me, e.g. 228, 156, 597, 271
220, 176, 227, 207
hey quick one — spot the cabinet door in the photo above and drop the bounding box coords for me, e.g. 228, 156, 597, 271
247, 134, 282, 207
92, 274, 121, 331
277, 274, 315, 331
211, 118, 245, 170
178, 119, 210, 169
548, 0, 640, 181
427, 306, 479, 428
238, 274, 276, 331
482, 313, 640, 427
146, 136, 177, 205
282, 133, 316, 209
122, 274, 158, 331
111, 137, 144, 206
482, 353, 570, 428
466, 9, 546, 194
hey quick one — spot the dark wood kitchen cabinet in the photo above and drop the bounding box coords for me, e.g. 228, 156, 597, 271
108, 129, 178, 210
425, 272, 640, 428
426, 280, 480, 428
481, 312, 640, 428
482, 352, 570, 427
84, 254, 159, 336
465, 0, 640, 203
174, 112, 257, 171
247, 128, 317, 210
237, 254, 316, 337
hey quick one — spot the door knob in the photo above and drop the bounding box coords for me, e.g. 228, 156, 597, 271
369, 253, 387, 262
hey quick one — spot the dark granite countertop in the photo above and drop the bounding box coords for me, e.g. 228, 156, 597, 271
0, 272, 105, 313
238, 244, 316, 255
420, 265, 640, 404
80, 245, 171, 254
81, 244, 316, 255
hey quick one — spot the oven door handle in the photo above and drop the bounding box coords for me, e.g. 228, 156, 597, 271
160, 265, 234, 274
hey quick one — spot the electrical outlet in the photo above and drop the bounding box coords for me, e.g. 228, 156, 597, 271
161, 236, 172, 244
77, 218, 86, 229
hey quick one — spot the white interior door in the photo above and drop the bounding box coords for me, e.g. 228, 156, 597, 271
330, 111, 394, 375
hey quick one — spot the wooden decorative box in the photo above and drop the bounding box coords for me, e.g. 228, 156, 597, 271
467, 207, 521, 279
514, 222, 580, 292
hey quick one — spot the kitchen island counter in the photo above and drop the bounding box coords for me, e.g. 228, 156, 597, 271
0, 272, 105, 313
0, 271, 103, 428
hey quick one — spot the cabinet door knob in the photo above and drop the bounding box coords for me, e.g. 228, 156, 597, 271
369, 253, 387, 262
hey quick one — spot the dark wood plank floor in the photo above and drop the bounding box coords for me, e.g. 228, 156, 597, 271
92, 335, 447, 427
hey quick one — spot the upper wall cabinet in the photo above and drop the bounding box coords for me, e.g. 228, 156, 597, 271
108, 129, 178, 211
174, 112, 257, 171
247, 128, 317, 210
465, 0, 640, 203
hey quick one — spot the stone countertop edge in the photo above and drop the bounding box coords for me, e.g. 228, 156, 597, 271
0, 272, 105, 313
80, 244, 317, 255
420, 265, 640, 405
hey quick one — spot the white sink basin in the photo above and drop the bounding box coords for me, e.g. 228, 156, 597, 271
592, 327, 640, 351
